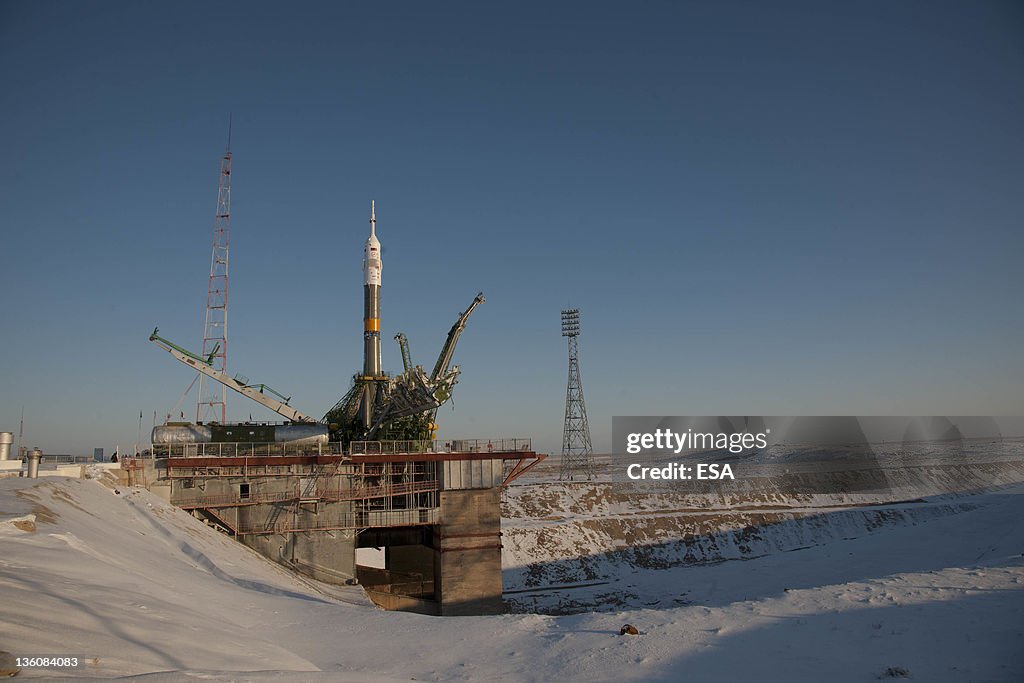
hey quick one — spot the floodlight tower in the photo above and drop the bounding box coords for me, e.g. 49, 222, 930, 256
197, 129, 232, 424
560, 308, 594, 480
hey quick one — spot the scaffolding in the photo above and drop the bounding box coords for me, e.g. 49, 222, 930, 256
155, 442, 544, 538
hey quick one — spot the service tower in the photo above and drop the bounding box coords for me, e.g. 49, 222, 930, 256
361, 200, 383, 428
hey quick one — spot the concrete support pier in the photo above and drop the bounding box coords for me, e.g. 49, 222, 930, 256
434, 488, 504, 615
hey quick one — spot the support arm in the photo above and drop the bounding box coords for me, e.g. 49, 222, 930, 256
431, 293, 485, 381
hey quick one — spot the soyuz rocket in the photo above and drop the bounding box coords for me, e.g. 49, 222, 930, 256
361, 200, 383, 428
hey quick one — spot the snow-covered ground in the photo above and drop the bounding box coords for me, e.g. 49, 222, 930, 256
501, 447, 1024, 607
2, 462, 1023, 680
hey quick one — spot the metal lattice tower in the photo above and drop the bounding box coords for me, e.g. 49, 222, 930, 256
560, 308, 594, 480
197, 133, 232, 424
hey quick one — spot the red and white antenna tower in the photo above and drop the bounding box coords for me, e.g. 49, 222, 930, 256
197, 123, 232, 424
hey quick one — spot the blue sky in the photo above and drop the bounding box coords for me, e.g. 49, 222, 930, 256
1, 1, 1022, 455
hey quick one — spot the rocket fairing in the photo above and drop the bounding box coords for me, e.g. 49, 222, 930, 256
364, 200, 381, 288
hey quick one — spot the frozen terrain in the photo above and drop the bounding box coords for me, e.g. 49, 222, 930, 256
501, 445, 1024, 610
1, 458, 1023, 681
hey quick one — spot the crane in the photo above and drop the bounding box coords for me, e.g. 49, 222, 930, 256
149, 327, 317, 424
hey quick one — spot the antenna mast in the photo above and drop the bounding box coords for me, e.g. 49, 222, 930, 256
197, 126, 232, 423
17, 406, 24, 459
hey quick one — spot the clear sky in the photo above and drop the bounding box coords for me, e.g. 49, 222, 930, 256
1, 1, 1022, 456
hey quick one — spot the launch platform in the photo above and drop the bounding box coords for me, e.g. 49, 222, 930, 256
125, 438, 544, 616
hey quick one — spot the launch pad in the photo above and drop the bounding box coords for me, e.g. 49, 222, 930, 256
142, 198, 543, 614
127, 439, 544, 615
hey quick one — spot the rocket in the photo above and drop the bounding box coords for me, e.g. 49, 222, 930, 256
363, 199, 382, 376
361, 200, 382, 427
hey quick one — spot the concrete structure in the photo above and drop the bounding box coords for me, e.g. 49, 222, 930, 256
126, 439, 544, 616
0, 432, 12, 461
0, 458, 123, 480
433, 488, 503, 615
27, 448, 41, 478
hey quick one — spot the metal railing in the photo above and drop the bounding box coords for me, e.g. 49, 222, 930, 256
349, 438, 532, 455
42, 455, 95, 464
157, 442, 346, 458
156, 437, 532, 458
175, 479, 440, 509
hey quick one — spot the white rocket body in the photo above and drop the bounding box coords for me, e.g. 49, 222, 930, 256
361, 201, 383, 428
363, 201, 381, 286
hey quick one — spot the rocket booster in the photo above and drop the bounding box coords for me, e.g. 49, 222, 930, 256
363, 200, 382, 378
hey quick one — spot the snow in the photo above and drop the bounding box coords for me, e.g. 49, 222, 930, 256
2, 464, 1023, 680
500, 447, 1024, 599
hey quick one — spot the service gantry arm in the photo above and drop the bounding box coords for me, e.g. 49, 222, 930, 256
148, 327, 317, 423
394, 332, 413, 373
431, 292, 485, 381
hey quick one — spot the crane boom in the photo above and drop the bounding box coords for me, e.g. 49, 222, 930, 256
431, 292, 485, 381
149, 327, 317, 424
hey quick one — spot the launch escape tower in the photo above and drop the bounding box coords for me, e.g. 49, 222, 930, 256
560, 308, 594, 480
197, 134, 232, 424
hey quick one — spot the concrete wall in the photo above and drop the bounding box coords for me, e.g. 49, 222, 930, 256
242, 529, 357, 584
434, 488, 504, 616
441, 458, 504, 490
0, 461, 23, 479
168, 464, 358, 584
0, 460, 128, 481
